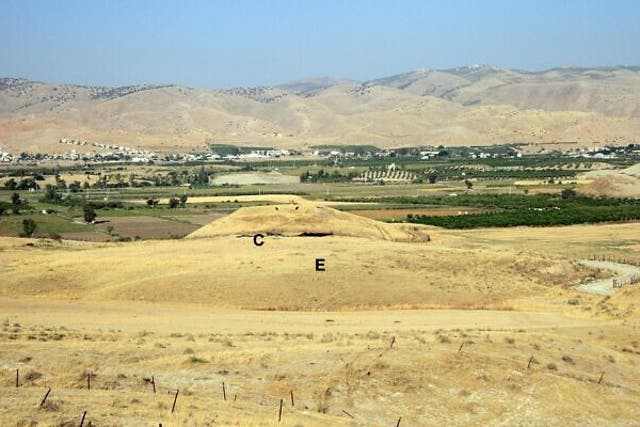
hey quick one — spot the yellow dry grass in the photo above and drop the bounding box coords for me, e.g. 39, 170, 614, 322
0, 302, 637, 426
1, 217, 639, 425
0, 233, 588, 310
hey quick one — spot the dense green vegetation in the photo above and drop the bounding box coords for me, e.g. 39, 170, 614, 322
389, 193, 640, 229
300, 169, 359, 183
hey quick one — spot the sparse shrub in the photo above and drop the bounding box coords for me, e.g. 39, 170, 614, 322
48, 232, 62, 241
567, 298, 580, 305
22, 219, 37, 237
438, 334, 451, 343
373, 361, 389, 370
505, 337, 515, 345
561, 355, 575, 364
547, 362, 558, 371
24, 370, 42, 382
188, 356, 207, 363
320, 332, 334, 343
40, 399, 61, 411
183, 347, 194, 354
366, 331, 381, 340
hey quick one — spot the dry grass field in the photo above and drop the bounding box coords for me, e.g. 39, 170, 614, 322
1, 202, 639, 425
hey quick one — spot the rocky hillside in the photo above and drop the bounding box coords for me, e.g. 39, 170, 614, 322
1, 65, 639, 153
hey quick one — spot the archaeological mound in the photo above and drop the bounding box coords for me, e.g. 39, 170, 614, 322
185, 204, 430, 242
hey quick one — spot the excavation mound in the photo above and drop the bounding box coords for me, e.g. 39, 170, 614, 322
185, 204, 430, 242
579, 173, 640, 198
579, 161, 640, 198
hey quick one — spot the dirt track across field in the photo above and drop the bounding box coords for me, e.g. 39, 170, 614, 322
0, 298, 611, 335
575, 260, 640, 296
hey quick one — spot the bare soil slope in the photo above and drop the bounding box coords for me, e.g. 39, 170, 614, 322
579, 161, 640, 198
0, 233, 586, 310
185, 203, 430, 242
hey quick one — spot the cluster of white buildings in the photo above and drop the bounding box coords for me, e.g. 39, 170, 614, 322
59, 138, 156, 162
215, 149, 295, 161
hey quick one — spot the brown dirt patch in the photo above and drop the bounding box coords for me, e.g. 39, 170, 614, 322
98, 217, 199, 239
59, 232, 110, 242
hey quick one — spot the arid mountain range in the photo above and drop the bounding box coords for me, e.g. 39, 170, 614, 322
1, 65, 640, 154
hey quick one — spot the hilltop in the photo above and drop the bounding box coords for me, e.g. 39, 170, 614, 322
1, 65, 640, 153
185, 203, 431, 242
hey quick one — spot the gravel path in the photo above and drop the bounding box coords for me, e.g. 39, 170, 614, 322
574, 260, 640, 296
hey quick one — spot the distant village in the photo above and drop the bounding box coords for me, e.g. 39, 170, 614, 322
0, 138, 638, 165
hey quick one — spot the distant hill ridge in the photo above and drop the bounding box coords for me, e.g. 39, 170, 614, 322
1, 65, 639, 153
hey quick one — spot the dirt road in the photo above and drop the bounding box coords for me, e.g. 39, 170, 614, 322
0, 298, 610, 335
575, 260, 640, 296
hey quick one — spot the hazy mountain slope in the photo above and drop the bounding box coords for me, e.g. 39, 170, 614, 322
1, 65, 639, 153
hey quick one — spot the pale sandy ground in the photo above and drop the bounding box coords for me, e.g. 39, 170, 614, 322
210, 172, 300, 186
575, 260, 640, 296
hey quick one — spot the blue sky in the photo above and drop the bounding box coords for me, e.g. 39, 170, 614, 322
1, 0, 638, 88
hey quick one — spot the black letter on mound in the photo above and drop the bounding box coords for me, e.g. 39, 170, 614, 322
315, 258, 325, 271
253, 234, 264, 246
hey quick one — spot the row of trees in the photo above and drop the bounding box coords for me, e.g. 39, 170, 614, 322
300, 169, 359, 183
402, 191, 640, 229
407, 205, 640, 229
3, 177, 40, 191
146, 195, 188, 209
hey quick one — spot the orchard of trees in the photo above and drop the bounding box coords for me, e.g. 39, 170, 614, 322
400, 193, 640, 229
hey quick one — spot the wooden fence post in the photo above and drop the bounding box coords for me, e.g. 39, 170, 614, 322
171, 389, 179, 413
222, 382, 226, 401
39, 388, 52, 407
342, 409, 355, 418
278, 398, 283, 422
79, 411, 87, 427
16, 369, 19, 388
